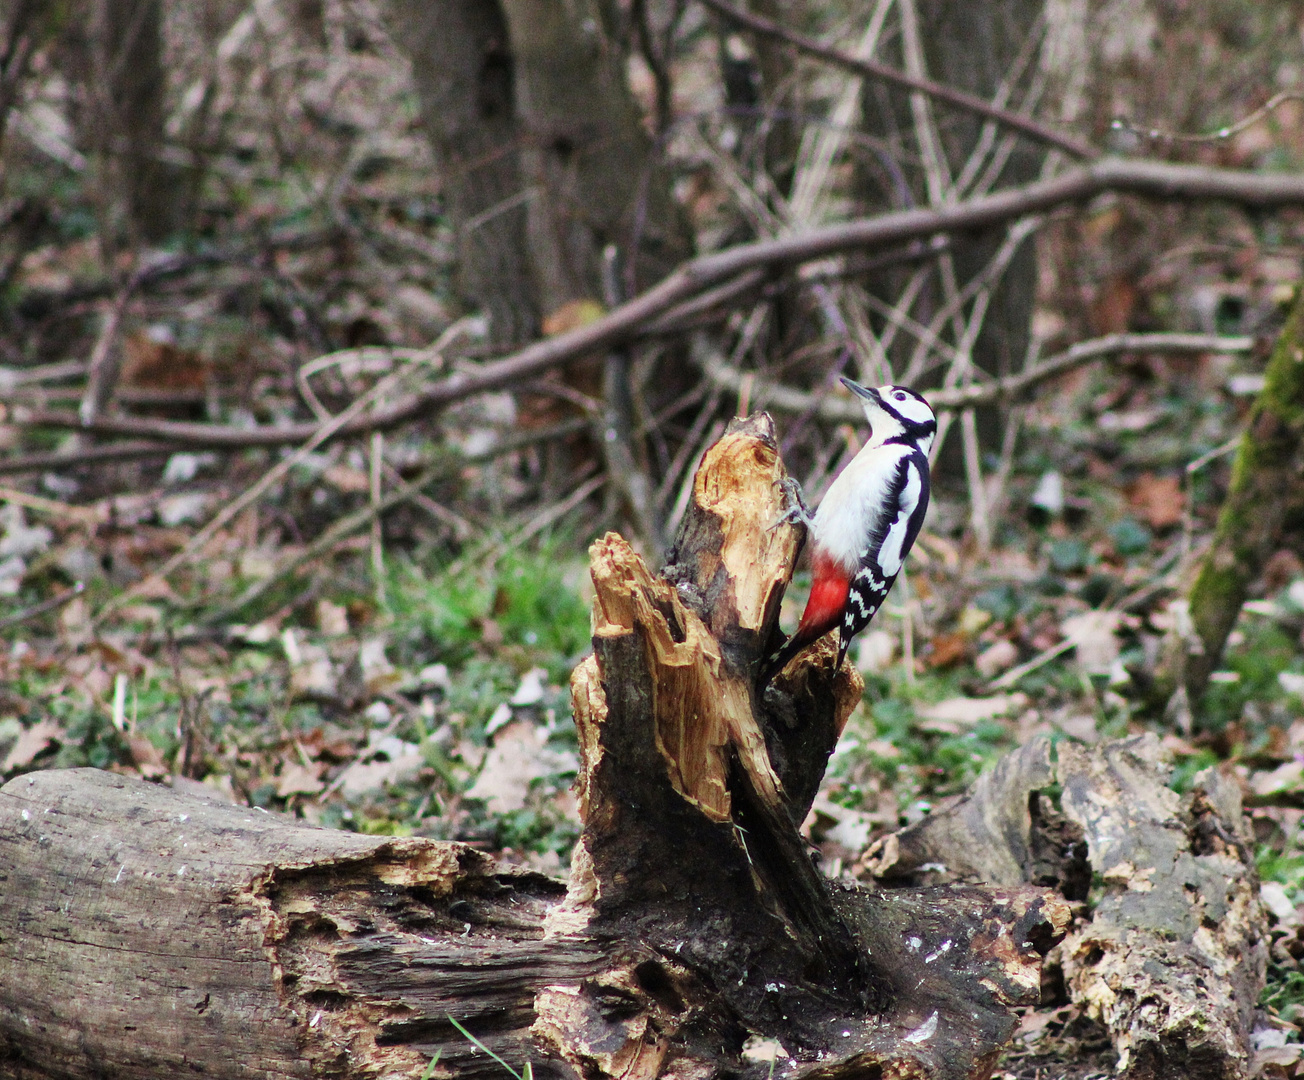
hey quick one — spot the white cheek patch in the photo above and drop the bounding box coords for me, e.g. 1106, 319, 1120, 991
876, 460, 923, 576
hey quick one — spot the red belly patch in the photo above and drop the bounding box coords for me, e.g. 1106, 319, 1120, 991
797, 550, 851, 641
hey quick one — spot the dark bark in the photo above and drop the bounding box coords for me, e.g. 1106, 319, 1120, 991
390, 0, 538, 345
58, 0, 192, 243
391, 0, 688, 343
0, 0, 44, 156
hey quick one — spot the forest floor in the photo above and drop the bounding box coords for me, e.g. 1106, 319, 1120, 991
7, 316, 1304, 1078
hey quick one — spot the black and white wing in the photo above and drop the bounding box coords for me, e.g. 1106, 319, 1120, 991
837, 449, 930, 665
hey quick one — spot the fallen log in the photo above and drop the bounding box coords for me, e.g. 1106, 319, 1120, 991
0, 414, 1068, 1079
862, 733, 1269, 1079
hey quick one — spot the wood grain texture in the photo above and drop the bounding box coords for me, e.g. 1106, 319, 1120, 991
0, 768, 594, 1080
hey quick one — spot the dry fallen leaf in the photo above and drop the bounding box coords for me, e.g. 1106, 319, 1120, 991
121, 331, 206, 391
283, 629, 338, 699
359, 638, 399, 694
323, 465, 370, 493
2, 719, 62, 772
336, 742, 423, 798
465, 720, 579, 815
975, 639, 1019, 678
128, 736, 167, 779
925, 632, 970, 669
916, 693, 1028, 733
1252, 760, 1304, 798
277, 762, 325, 797
855, 629, 896, 674
1127, 472, 1184, 529
542, 298, 605, 336
1061, 610, 1123, 674
316, 599, 349, 637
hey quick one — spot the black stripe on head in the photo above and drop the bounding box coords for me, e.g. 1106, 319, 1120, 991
877, 386, 936, 441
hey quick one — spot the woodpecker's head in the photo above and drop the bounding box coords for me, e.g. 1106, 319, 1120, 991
840, 378, 936, 454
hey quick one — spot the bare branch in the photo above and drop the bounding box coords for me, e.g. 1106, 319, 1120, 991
700, 333, 1255, 419
697, 0, 1096, 160
10, 159, 1304, 451
0, 441, 182, 477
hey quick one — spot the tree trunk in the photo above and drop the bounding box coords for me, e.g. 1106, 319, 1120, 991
866, 734, 1269, 1079
390, 0, 539, 345
1156, 288, 1304, 718
59, 0, 190, 245
392, 0, 688, 343
0, 415, 1068, 1080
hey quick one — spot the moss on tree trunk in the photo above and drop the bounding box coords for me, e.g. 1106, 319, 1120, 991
1164, 287, 1304, 713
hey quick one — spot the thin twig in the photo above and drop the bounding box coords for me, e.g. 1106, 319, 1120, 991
0, 441, 183, 478
95, 328, 468, 624
214, 467, 603, 624
701, 332, 1253, 418
1112, 91, 1304, 147
101, 418, 586, 626
77, 285, 133, 429
370, 430, 387, 610
0, 486, 102, 526
208, 459, 450, 622
988, 638, 1075, 689
0, 581, 85, 631
0, 360, 88, 389
381, 461, 475, 540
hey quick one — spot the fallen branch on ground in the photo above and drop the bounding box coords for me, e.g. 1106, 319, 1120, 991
0, 441, 185, 478
9, 159, 1304, 452
863, 734, 1266, 1078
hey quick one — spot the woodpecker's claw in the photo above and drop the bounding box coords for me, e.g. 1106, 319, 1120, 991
771, 476, 812, 531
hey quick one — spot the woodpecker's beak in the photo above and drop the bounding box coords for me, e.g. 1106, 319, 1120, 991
840, 377, 882, 406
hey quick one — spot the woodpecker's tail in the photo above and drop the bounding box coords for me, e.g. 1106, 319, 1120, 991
761, 628, 816, 685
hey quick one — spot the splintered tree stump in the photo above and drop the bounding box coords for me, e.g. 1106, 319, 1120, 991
0, 414, 1067, 1080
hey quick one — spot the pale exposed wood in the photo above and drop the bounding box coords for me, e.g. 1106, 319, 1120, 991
588, 530, 766, 818
571, 413, 1068, 1078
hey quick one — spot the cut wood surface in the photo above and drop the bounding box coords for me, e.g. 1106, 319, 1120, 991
0, 414, 1070, 1080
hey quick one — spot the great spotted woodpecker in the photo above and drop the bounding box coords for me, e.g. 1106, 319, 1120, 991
765, 379, 935, 681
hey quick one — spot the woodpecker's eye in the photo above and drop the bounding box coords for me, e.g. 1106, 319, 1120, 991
894, 391, 907, 401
